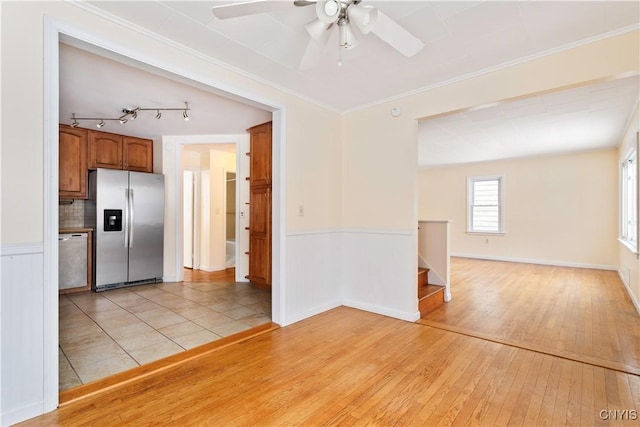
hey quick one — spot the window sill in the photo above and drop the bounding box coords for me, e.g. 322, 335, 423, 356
618, 238, 638, 255
466, 231, 506, 236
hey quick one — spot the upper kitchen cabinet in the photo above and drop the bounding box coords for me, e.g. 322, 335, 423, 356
248, 121, 272, 187
59, 124, 88, 199
88, 130, 153, 173
123, 136, 153, 172
88, 130, 122, 170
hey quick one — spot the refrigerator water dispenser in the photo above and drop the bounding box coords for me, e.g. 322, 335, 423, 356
104, 209, 122, 232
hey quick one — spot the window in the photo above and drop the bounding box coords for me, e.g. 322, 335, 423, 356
620, 150, 637, 251
467, 175, 504, 233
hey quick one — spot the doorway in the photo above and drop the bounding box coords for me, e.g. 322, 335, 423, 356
47, 28, 286, 406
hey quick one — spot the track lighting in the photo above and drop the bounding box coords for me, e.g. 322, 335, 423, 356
69, 102, 191, 129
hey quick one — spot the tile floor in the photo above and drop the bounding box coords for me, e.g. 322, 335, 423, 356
59, 278, 271, 391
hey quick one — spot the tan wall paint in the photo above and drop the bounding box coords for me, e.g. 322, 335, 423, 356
618, 102, 640, 309
418, 149, 619, 267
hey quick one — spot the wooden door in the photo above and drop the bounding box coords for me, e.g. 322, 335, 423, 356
59, 125, 88, 199
248, 121, 272, 288
88, 130, 123, 170
124, 136, 153, 172
249, 185, 271, 287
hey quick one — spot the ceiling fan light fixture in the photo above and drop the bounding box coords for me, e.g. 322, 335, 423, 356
347, 4, 378, 34
338, 21, 358, 50
316, 0, 341, 24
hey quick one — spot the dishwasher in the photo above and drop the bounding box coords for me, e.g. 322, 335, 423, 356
59, 233, 88, 290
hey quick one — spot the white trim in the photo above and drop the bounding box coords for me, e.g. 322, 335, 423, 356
43, 15, 288, 414
343, 300, 420, 323
617, 268, 640, 315
198, 265, 228, 273
0, 243, 44, 257
452, 253, 618, 271
286, 229, 341, 237
1, 402, 45, 427
466, 231, 506, 236
340, 228, 413, 236
418, 220, 452, 224
618, 238, 638, 256
43, 16, 61, 413
285, 301, 343, 326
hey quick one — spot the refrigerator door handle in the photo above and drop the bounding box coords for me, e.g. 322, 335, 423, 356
124, 188, 130, 248
129, 188, 135, 248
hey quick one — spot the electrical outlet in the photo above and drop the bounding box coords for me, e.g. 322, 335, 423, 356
240, 211, 245, 218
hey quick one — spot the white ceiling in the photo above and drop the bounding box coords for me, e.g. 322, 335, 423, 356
66, 1, 640, 166
419, 76, 640, 167
59, 43, 273, 139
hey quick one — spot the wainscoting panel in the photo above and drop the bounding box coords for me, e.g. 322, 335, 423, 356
341, 230, 419, 322
1, 244, 45, 426
285, 232, 342, 325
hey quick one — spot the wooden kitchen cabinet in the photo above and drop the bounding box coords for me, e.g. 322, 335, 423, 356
249, 121, 272, 187
59, 124, 88, 199
124, 136, 153, 172
247, 121, 272, 288
88, 130, 153, 173
88, 130, 123, 169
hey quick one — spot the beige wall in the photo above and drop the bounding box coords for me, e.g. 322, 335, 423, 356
418, 149, 619, 267
618, 102, 640, 310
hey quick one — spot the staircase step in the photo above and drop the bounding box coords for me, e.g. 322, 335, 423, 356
417, 268, 429, 287
418, 284, 445, 317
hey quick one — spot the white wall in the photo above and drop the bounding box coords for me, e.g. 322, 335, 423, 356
418, 149, 619, 268
618, 102, 640, 312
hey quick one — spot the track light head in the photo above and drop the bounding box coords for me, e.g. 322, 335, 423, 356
155, 110, 162, 120
96, 120, 105, 128
183, 110, 189, 121
120, 118, 128, 124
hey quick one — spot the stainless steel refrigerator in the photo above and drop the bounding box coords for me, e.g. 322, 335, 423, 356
87, 168, 164, 291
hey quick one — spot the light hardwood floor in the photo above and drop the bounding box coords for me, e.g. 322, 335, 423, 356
420, 258, 640, 375
26, 259, 639, 426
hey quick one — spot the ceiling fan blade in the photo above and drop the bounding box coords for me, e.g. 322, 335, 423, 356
293, 0, 316, 5
370, 10, 424, 57
299, 28, 332, 70
212, 1, 295, 19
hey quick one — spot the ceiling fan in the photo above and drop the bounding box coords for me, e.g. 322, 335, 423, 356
211, 0, 425, 69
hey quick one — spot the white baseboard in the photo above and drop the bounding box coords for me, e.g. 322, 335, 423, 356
451, 253, 618, 271
618, 268, 640, 315
343, 300, 420, 322
1, 401, 44, 427
198, 265, 227, 273
285, 300, 342, 326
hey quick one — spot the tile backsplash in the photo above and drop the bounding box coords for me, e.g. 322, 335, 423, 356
59, 200, 86, 229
